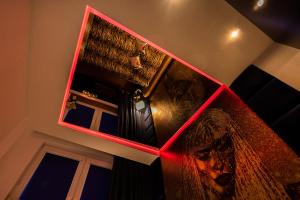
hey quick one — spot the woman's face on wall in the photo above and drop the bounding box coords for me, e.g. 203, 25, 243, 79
191, 133, 235, 196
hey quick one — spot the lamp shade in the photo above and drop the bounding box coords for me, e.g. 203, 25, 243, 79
135, 100, 145, 111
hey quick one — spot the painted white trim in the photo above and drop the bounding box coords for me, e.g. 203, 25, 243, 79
71, 160, 91, 200
70, 89, 118, 108
76, 101, 117, 116
72, 157, 113, 199
66, 159, 86, 200
6, 144, 113, 200
63, 100, 118, 133
90, 109, 102, 131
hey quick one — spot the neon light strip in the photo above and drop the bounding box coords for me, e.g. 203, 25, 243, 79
58, 121, 160, 155
58, 5, 225, 156
160, 85, 226, 152
58, 6, 91, 123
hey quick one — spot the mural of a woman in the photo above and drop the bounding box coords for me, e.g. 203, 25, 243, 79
182, 108, 291, 200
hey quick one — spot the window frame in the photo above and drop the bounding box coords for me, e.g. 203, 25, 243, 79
7, 145, 113, 200
64, 100, 118, 132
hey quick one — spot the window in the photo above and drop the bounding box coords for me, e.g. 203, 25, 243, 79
63, 95, 119, 135
99, 112, 118, 135
7, 146, 113, 200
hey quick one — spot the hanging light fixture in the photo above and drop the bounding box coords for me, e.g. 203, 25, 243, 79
133, 89, 146, 111
130, 39, 148, 70
135, 100, 145, 111
130, 55, 143, 69
136, 39, 147, 55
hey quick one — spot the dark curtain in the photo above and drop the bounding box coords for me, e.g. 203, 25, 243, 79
110, 156, 165, 200
118, 91, 137, 141
118, 91, 157, 146
113, 93, 164, 199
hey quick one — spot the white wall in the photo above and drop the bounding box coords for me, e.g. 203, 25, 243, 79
0, 0, 30, 144
254, 43, 300, 90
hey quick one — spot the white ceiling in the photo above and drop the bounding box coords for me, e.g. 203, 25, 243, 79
1, 0, 273, 164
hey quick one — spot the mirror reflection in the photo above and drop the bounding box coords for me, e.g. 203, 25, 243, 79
62, 12, 220, 148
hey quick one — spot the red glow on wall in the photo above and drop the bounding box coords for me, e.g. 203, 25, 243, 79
160, 151, 184, 166
58, 6, 91, 124
58, 121, 160, 155
58, 5, 225, 156
224, 86, 268, 123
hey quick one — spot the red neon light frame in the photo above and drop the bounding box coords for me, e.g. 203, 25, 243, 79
58, 5, 224, 156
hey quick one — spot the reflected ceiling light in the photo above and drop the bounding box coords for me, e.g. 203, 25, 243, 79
151, 107, 158, 114
167, 0, 181, 4
257, 0, 265, 7
164, 0, 183, 10
254, 0, 266, 10
230, 28, 240, 40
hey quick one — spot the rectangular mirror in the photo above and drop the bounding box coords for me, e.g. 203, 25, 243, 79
59, 6, 222, 154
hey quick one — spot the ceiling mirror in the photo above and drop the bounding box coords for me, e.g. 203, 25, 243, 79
59, 6, 223, 154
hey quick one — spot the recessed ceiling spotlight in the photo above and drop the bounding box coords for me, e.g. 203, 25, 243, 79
226, 28, 241, 43
230, 29, 240, 39
254, 0, 266, 10
257, 0, 265, 7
